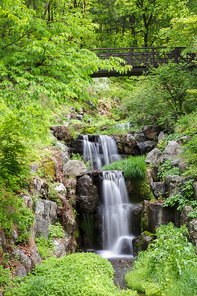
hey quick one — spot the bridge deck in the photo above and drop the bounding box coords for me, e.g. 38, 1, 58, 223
89, 47, 195, 77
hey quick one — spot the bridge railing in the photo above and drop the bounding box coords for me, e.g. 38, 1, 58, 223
90, 47, 195, 68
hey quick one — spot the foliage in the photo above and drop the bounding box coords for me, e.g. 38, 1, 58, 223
7, 253, 137, 296
102, 155, 146, 181
157, 159, 181, 181
125, 223, 197, 296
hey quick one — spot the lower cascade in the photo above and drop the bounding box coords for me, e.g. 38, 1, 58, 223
98, 171, 135, 258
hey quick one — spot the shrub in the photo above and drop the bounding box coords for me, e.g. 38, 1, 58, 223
125, 223, 197, 296
7, 253, 137, 296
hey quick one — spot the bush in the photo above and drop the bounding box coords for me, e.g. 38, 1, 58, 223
7, 253, 137, 296
125, 223, 197, 296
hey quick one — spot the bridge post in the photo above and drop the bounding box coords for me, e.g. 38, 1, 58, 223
152, 48, 156, 67
129, 48, 133, 66
107, 49, 110, 59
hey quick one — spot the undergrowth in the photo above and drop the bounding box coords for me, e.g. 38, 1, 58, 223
125, 223, 197, 296
7, 253, 137, 296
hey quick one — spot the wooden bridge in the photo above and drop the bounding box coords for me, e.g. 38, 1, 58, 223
90, 47, 195, 77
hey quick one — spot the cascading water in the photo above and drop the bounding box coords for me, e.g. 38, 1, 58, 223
99, 171, 134, 258
83, 135, 120, 170
83, 135, 134, 258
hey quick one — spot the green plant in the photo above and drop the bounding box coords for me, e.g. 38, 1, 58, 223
125, 223, 197, 296
49, 222, 65, 240
8, 253, 137, 296
157, 159, 181, 181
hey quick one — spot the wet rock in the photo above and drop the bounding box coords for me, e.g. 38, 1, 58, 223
77, 175, 99, 213
158, 131, 167, 142
34, 216, 49, 239
135, 133, 147, 142
133, 233, 153, 254
63, 160, 87, 177
129, 204, 143, 236
181, 206, 193, 225
34, 199, 57, 225
151, 182, 166, 199
165, 175, 182, 197
143, 125, 161, 140
120, 238, 133, 254
163, 141, 183, 161
145, 148, 163, 165
142, 200, 174, 233
50, 126, 71, 141
14, 265, 27, 278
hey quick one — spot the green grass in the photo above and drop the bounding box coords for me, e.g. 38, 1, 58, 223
125, 223, 197, 296
7, 253, 137, 296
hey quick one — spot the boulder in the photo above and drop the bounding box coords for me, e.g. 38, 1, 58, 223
163, 141, 183, 161
55, 183, 67, 196
135, 133, 147, 142
126, 134, 136, 143
14, 265, 27, 278
34, 216, 49, 239
171, 159, 180, 167
151, 182, 166, 199
22, 195, 33, 210
33, 177, 49, 199
129, 204, 143, 236
165, 175, 182, 197
50, 126, 71, 141
193, 182, 197, 200
142, 200, 174, 233
145, 141, 157, 152
132, 233, 153, 254
70, 139, 83, 154
181, 206, 193, 225
158, 131, 167, 142
145, 148, 163, 165
63, 160, 87, 177
34, 199, 57, 225
178, 162, 189, 172
0, 229, 7, 252
53, 238, 66, 258
189, 219, 197, 254
55, 141, 69, 153
14, 248, 32, 273
143, 125, 161, 140
76, 175, 99, 213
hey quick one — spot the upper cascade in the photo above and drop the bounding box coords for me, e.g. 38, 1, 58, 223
83, 135, 120, 170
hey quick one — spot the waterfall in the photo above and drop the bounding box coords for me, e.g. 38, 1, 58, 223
100, 171, 134, 258
83, 134, 134, 258
83, 135, 120, 170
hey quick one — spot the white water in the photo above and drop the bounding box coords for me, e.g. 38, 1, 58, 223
83, 135, 120, 170
98, 171, 134, 258
83, 135, 134, 258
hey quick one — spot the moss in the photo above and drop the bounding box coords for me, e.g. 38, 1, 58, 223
41, 157, 56, 181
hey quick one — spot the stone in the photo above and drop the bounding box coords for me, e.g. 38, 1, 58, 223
143, 125, 161, 140
76, 175, 99, 213
171, 159, 180, 167
22, 195, 33, 210
0, 229, 7, 252
34, 199, 57, 225
70, 139, 83, 154
151, 182, 166, 199
135, 129, 142, 134
145, 148, 163, 165
165, 175, 182, 197
189, 219, 197, 254
63, 160, 87, 177
14, 249, 32, 273
119, 238, 133, 254
163, 141, 183, 161
50, 125, 71, 141
33, 177, 49, 199
62, 152, 69, 164
34, 216, 49, 239
14, 265, 27, 278
142, 200, 174, 233
55, 183, 67, 195
158, 131, 167, 142
145, 141, 157, 152
132, 233, 153, 255
129, 204, 143, 236
147, 169, 153, 184
178, 162, 189, 172
181, 206, 193, 225
135, 133, 147, 142
30, 165, 38, 173
10, 229, 19, 245
29, 243, 42, 268
177, 135, 188, 145
55, 141, 69, 153
126, 134, 135, 143
53, 238, 66, 258
193, 182, 197, 200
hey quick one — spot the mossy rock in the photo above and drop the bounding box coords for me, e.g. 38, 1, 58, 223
42, 158, 56, 181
